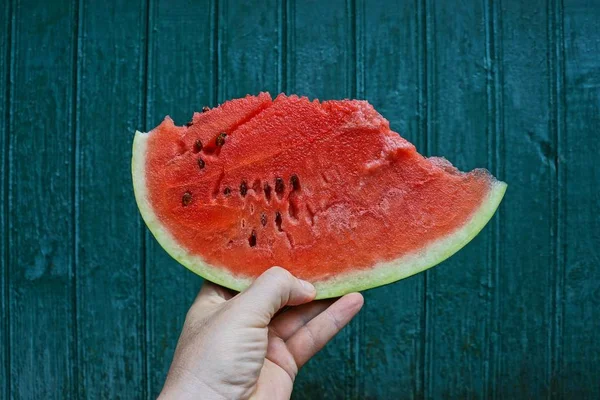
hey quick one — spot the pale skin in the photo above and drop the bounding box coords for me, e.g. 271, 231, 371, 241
159, 267, 364, 399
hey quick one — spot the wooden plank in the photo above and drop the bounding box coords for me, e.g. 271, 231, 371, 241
285, 1, 356, 398
8, 0, 77, 398
561, 0, 600, 397
425, 1, 497, 398
284, 0, 354, 100
424, 0, 496, 397
75, 0, 147, 397
494, 0, 555, 397
1, 0, 12, 398
218, 0, 281, 99
360, 0, 425, 398
144, 0, 212, 397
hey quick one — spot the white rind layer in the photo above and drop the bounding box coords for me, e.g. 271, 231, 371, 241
132, 129, 507, 299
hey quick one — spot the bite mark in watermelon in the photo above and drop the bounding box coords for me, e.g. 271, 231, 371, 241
132, 93, 506, 299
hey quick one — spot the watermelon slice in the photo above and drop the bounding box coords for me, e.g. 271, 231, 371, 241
132, 93, 506, 299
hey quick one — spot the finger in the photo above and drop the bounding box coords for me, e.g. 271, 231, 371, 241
286, 292, 364, 368
233, 267, 316, 325
265, 331, 298, 381
270, 299, 335, 340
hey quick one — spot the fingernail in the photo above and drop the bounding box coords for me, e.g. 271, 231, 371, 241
299, 279, 315, 293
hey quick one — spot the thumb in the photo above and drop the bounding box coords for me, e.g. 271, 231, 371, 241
234, 267, 316, 325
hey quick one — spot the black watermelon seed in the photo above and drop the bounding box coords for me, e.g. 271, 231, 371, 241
275, 177, 284, 195
240, 181, 248, 197
182, 192, 192, 206
202, 106, 210, 112
197, 158, 205, 169
216, 132, 227, 146
290, 174, 300, 191
260, 213, 267, 226
263, 182, 272, 201
223, 187, 231, 196
186, 121, 194, 127
248, 230, 257, 247
275, 211, 283, 231
194, 139, 203, 152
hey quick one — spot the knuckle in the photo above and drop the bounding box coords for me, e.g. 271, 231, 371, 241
325, 308, 344, 330
301, 325, 318, 351
265, 266, 293, 285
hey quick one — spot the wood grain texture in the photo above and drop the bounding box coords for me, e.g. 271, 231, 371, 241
218, 0, 281, 99
360, 0, 424, 398
285, 1, 356, 399
2, 1, 600, 398
424, 0, 494, 397
76, 0, 147, 398
144, 0, 211, 397
562, 0, 600, 397
496, 0, 555, 397
1, 0, 11, 398
8, 0, 77, 398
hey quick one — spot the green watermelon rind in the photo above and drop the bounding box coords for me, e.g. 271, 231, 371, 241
313, 180, 506, 298
132, 129, 507, 300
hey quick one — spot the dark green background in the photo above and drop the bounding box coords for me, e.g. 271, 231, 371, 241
1, 0, 599, 398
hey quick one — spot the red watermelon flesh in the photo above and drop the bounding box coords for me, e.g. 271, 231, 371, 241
132, 93, 506, 298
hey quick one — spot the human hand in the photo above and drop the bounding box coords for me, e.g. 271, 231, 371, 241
159, 267, 364, 399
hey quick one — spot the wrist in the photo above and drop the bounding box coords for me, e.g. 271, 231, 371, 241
159, 368, 225, 400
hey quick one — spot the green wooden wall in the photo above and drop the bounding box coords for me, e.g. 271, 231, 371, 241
1, 0, 599, 398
